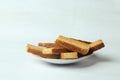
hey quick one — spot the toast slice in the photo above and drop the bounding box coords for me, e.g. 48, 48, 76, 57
55, 35, 90, 55
61, 52, 78, 59
26, 44, 68, 59
90, 40, 105, 51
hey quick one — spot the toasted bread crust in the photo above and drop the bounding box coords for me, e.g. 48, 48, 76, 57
61, 52, 78, 59
90, 40, 105, 51
38, 43, 55, 48
26, 44, 60, 59
55, 35, 90, 55
26, 36, 105, 59
38, 39, 91, 48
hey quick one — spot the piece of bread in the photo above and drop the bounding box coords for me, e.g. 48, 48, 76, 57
61, 52, 78, 59
90, 40, 105, 51
26, 44, 61, 59
26, 44, 43, 55
55, 35, 90, 55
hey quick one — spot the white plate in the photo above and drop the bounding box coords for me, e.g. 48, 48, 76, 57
37, 54, 93, 64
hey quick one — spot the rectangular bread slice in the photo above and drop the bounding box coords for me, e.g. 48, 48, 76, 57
26, 44, 61, 59
55, 35, 90, 55
90, 40, 105, 51
61, 52, 78, 59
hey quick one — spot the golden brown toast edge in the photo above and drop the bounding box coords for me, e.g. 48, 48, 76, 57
90, 40, 105, 51
55, 35, 90, 55
61, 52, 78, 59
38, 42, 55, 48
26, 44, 60, 59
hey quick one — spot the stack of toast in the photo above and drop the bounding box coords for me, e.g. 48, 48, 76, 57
26, 35, 105, 59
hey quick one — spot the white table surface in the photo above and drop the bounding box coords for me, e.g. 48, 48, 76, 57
0, 0, 120, 80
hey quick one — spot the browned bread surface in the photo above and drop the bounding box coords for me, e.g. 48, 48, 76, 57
55, 35, 90, 55
90, 40, 105, 51
61, 52, 78, 59
38, 39, 91, 48
26, 35, 105, 59
38, 43, 55, 48
26, 44, 60, 59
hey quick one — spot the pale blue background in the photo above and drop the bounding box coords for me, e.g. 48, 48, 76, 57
0, 0, 120, 80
